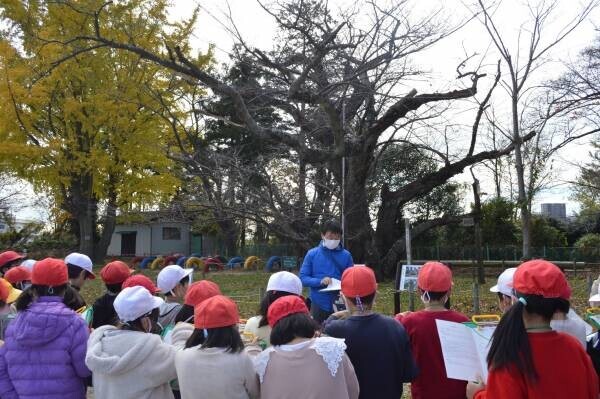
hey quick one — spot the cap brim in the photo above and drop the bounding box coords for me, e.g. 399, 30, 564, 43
152, 296, 165, 309
590, 294, 600, 302
320, 286, 341, 292
86, 271, 96, 280
490, 285, 500, 293
183, 268, 193, 279
7, 287, 22, 303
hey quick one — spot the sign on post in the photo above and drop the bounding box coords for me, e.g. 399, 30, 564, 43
281, 256, 297, 270
399, 264, 422, 291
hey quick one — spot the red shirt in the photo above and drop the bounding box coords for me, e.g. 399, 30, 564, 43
396, 310, 469, 399
474, 331, 599, 399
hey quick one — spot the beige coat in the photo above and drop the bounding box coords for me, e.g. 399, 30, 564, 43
175, 345, 260, 399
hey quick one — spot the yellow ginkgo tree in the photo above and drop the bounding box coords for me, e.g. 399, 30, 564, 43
0, 0, 213, 260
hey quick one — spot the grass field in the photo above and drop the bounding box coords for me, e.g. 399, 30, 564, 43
80, 266, 596, 319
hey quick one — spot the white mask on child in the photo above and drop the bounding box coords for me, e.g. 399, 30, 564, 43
323, 239, 340, 250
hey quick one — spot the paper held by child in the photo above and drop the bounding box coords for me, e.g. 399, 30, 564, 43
320, 278, 341, 292
435, 319, 494, 383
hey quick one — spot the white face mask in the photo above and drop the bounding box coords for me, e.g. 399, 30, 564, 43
323, 239, 340, 250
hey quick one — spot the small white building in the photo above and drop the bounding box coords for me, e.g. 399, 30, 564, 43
107, 221, 193, 256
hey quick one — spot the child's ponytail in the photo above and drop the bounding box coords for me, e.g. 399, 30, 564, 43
15, 286, 35, 312
487, 296, 537, 381
15, 284, 68, 312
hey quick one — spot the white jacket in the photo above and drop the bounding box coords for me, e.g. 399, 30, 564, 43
86, 325, 177, 399
170, 322, 194, 349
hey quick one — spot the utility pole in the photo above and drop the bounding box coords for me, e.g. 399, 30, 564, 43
405, 218, 415, 311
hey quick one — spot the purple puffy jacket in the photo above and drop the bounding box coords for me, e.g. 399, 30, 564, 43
0, 296, 91, 399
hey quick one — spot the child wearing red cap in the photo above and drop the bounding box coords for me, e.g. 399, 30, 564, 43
0, 251, 24, 276
395, 261, 469, 399
89, 261, 134, 329
254, 295, 359, 399
169, 280, 221, 399
467, 259, 599, 399
0, 258, 91, 399
122, 274, 162, 294
323, 265, 417, 399
3, 266, 31, 291
175, 295, 259, 399
170, 280, 222, 345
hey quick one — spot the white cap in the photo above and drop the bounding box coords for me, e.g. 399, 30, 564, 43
266, 271, 303, 295
64, 252, 95, 279
114, 286, 164, 322
21, 259, 36, 271
490, 267, 516, 298
157, 265, 193, 293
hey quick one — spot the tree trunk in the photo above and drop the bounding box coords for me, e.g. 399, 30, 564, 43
220, 220, 238, 258
344, 154, 379, 266
94, 188, 118, 263
375, 183, 402, 256
511, 95, 530, 259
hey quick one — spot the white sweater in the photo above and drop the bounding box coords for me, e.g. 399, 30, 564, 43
175, 345, 260, 399
86, 325, 177, 399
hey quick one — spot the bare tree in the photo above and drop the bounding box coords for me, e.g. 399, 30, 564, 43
475, 0, 598, 258
39, 0, 536, 274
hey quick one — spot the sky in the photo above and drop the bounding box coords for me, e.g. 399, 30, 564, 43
11, 0, 600, 222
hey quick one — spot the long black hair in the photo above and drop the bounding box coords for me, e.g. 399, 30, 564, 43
270, 312, 319, 346
258, 291, 297, 328
185, 325, 243, 353
174, 304, 195, 324
15, 284, 68, 312
487, 294, 565, 382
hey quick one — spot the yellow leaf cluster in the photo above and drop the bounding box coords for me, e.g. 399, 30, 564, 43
0, 0, 213, 212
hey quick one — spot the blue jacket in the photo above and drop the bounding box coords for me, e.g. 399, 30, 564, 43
300, 242, 353, 312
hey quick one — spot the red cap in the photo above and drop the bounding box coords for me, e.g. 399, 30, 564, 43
100, 261, 133, 284
122, 274, 161, 294
0, 251, 24, 269
194, 295, 239, 329
514, 259, 569, 299
341, 265, 377, 297
31, 258, 68, 287
184, 280, 221, 307
0, 279, 8, 303
418, 262, 452, 292
267, 295, 309, 328
4, 266, 31, 285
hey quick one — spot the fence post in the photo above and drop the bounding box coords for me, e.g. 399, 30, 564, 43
472, 262, 480, 314
587, 272, 593, 297
513, 247, 517, 261
394, 263, 401, 314
405, 219, 416, 312
543, 246, 546, 258
486, 244, 490, 261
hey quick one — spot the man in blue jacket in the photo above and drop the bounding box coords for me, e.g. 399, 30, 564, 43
300, 219, 353, 323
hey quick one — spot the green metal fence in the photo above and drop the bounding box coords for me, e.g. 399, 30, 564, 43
412, 246, 600, 263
